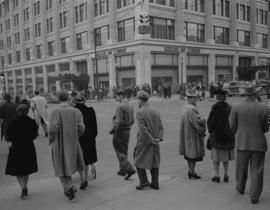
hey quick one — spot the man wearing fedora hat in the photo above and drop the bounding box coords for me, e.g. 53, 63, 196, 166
229, 83, 269, 204
110, 90, 136, 180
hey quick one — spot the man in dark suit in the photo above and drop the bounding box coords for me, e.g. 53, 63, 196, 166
229, 83, 269, 204
134, 91, 164, 190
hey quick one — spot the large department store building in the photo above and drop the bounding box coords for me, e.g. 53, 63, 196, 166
0, 0, 270, 96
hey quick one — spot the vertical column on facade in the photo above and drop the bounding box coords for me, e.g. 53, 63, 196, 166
40, 0, 48, 57
53, 0, 60, 55
233, 54, 239, 80
229, 0, 237, 46
13, 70, 16, 96
178, 52, 187, 84
134, 0, 150, 40
175, 0, 185, 41
135, 47, 151, 86
2, 2, 8, 65
69, 60, 75, 90
68, 0, 76, 52
19, 0, 26, 61
267, 11, 270, 49
32, 67, 36, 92
4, 71, 8, 93
208, 54, 215, 83
55, 63, 61, 92
87, 56, 95, 88
108, 54, 116, 94
87, 0, 94, 49
10, 0, 16, 63
29, 0, 36, 59
205, 0, 214, 44
108, 0, 117, 44
22, 69, 26, 94
250, 0, 257, 48
43, 66, 48, 93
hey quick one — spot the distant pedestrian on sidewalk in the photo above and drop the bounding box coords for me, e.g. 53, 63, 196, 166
207, 88, 235, 183
73, 95, 98, 190
0, 94, 17, 142
31, 90, 49, 137
49, 91, 86, 201
134, 91, 164, 190
5, 104, 38, 200
179, 89, 206, 179
229, 83, 269, 204
110, 90, 136, 180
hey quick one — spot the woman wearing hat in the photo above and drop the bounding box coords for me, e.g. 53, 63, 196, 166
207, 88, 235, 183
73, 95, 98, 189
179, 89, 206, 179
5, 104, 39, 199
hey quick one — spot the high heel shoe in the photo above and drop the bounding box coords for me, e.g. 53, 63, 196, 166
20, 188, 28, 200
223, 175, 229, 183
79, 181, 88, 190
211, 176, 220, 183
188, 172, 201, 179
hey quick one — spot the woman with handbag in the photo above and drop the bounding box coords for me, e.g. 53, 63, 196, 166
207, 88, 235, 183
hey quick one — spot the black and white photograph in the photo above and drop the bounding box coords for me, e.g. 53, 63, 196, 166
0, 0, 270, 209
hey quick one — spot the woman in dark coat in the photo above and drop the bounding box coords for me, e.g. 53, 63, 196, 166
73, 95, 98, 190
207, 88, 235, 183
5, 104, 38, 199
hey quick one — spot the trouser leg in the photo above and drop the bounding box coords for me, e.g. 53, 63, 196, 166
236, 150, 250, 193
249, 152, 265, 200
136, 167, 148, 184
150, 168, 159, 187
59, 176, 72, 193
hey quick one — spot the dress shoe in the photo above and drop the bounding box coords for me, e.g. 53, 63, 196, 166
125, 170, 136, 180
223, 175, 229, 183
117, 171, 126, 176
251, 199, 259, 204
150, 183, 159, 190
79, 181, 88, 190
236, 187, 244, 195
136, 182, 150, 190
20, 188, 28, 200
65, 186, 78, 201
211, 176, 220, 183
188, 172, 201, 179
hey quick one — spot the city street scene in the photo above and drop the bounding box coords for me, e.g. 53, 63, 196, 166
1, 0, 270, 209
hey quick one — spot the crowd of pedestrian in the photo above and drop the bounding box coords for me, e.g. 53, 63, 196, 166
0, 81, 269, 205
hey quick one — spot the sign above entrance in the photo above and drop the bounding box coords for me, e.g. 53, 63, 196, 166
164, 46, 201, 54
164, 46, 180, 53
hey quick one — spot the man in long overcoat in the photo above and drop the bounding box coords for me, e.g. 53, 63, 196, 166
111, 90, 136, 180
229, 83, 269, 204
49, 91, 85, 201
179, 89, 205, 179
134, 91, 164, 190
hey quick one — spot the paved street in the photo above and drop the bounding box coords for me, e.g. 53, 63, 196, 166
0, 96, 270, 210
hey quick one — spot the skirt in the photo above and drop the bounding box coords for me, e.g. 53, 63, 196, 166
211, 148, 235, 162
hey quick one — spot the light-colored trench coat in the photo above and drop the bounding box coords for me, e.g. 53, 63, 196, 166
49, 103, 85, 177
179, 103, 205, 159
134, 104, 164, 170
31, 95, 49, 125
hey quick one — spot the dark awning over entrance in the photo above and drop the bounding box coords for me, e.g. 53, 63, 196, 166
237, 66, 270, 81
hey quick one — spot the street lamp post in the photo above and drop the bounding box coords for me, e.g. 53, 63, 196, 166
93, 30, 99, 91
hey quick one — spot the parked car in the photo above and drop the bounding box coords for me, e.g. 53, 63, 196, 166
223, 81, 243, 96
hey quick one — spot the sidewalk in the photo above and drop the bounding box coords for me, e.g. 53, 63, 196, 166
0, 170, 269, 210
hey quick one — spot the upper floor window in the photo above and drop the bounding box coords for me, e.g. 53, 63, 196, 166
60, 37, 70, 53
8, 54, 12, 64
76, 31, 88, 50
34, 1, 40, 16
185, 0, 204, 13
237, 4, 250, 22
0, 40, 4, 50
13, 0, 19, 8
5, 0, 10, 14
24, 27, 30, 41
35, 23, 41, 38
117, 0, 135, 9
75, 3, 87, 24
0, 5, 2, 17
257, 33, 267, 49
46, 17, 53, 33
94, 0, 109, 17
23, 8, 29, 22
6, 19, 10, 31
15, 32, 20, 44
14, 13, 19, 27
46, 0, 53, 10
1, 56, 5, 69
59, 0, 66, 4
213, 0, 229, 17
36, 45, 42, 58
214, 26, 229, 45
256, 9, 268, 25
7, 36, 12, 48
48, 41, 55, 56
185, 22, 205, 43
59, 11, 68, 29
16, 51, 20, 63
25, 48, 31, 61
150, 17, 175, 40
118, 18, 135, 42
0, 24, 2, 33
237, 30, 250, 47
94, 25, 109, 46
